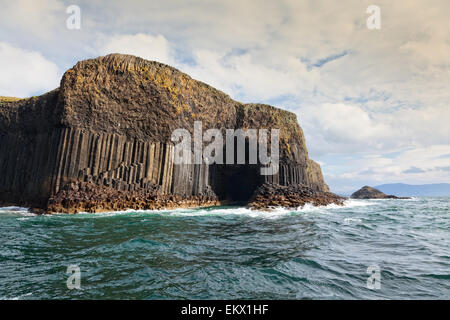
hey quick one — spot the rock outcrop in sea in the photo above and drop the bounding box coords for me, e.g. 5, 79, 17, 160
0, 54, 343, 213
351, 186, 409, 199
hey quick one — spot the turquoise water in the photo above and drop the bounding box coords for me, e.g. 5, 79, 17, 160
0, 197, 449, 299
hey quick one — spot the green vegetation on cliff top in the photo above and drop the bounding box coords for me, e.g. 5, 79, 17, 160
0, 96, 23, 102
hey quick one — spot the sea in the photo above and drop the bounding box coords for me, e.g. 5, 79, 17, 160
0, 197, 449, 299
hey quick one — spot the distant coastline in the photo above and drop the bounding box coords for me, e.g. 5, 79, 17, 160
375, 183, 450, 197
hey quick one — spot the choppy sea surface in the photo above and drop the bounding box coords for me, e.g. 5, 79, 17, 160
0, 197, 449, 300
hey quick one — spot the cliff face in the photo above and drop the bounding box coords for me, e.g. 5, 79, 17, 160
0, 54, 334, 213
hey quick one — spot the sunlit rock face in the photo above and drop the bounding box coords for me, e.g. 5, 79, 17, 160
0, 54, 335, 213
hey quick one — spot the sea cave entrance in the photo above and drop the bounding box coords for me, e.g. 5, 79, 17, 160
209, 137, 264, 204
226, 165, 262, 203
210, 164, 262, 204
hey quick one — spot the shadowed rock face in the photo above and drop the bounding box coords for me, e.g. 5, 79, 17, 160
0, 54, 336, 213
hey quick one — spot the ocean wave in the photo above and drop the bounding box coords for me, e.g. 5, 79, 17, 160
0, 292, 32, 300
28, 198, 379, 219
1, 197, 449, 299
81, 199, 375, 219
342, 199, 377, 207
1, 197, 377, 219
0, 206, 35, 216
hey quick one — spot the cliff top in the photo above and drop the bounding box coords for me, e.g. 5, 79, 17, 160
0, 96, 24, 103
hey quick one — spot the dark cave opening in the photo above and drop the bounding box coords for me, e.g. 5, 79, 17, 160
209, 136, 264, 204
210, 164, 262, 204
224, 166, 262, 203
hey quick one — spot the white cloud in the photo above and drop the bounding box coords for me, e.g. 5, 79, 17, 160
0, 0, 65, 38
329, 144, 450, 190
298, 103, 390, 155
298, 103, 450, 156
98, 33, 174, 65
0, 42, 60, 98
180, 50, 319, 102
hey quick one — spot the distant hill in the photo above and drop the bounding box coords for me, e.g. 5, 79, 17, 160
375, 183, 450, 197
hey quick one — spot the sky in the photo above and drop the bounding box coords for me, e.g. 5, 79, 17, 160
0, 0, 449, 194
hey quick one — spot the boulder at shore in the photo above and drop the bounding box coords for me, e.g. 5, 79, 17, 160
351, 186, 409, 199
0, 54, 343, 213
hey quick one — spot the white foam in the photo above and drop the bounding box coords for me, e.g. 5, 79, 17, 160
156, 199, 377, 218
1, 292, 33, 300
160, 206, 290, 219
0, 206, 35, 216
69, 208, 142, 218
288, 199, 375, 213
70, 206, 291, 219
41, 198, 379, 219
341, 199, 377, 208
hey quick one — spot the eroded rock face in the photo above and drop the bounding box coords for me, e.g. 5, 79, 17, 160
351, 186, 408, 199
45, 182, 219, 214
249, 183, 344, 209
0, 54, 338, 213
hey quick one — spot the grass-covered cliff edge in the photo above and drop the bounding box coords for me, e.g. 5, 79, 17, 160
0, 54, 343, 213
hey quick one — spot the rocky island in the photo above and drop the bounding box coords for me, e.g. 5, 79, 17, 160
0, 54, 344, 214
351, 186, 410, 199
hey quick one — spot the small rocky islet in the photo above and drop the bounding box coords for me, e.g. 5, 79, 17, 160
0, 54, 344, 214
351, 186, 410, 199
